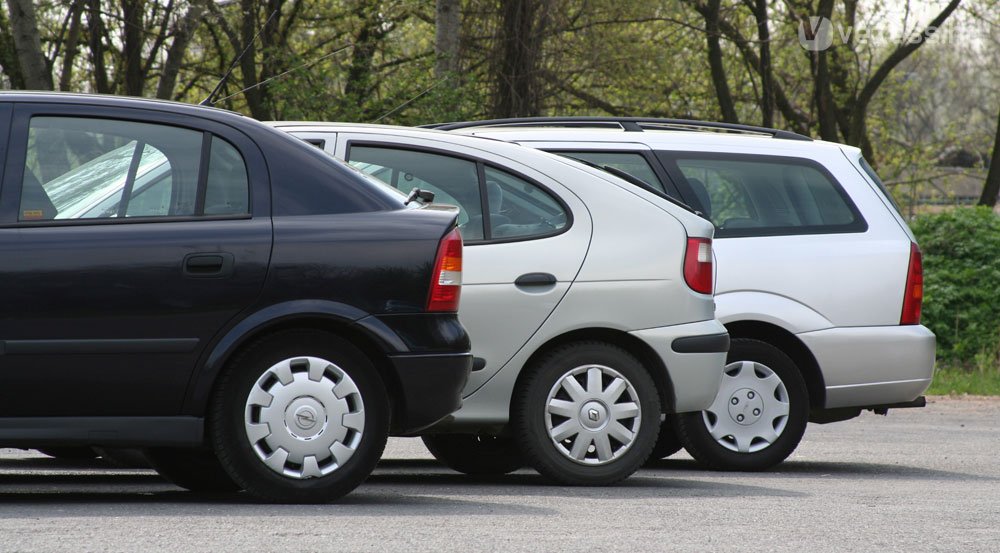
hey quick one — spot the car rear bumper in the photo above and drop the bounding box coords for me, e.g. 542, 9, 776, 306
385, 352, 472, 435
797, 324, 936, 409
629, 319, 729, 413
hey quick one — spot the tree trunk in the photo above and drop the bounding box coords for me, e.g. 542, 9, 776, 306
435, 0, 460, 79
122, 0, 145, 96
753, 0, 773, 127
0, 6, 26, 88
979, 107, 1000, 207
87, 0, 112, 94
701, 0, 738, 123
491, 0, 549, 118
5, 0, 52, 89
810, 0, 839, 141
58, 0, 85, 91
157, 1, 207, 100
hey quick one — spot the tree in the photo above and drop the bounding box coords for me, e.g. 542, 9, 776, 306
979, 107, 1000, 207
4, 0, 52, 89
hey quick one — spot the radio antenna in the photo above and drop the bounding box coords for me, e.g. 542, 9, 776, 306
201, 8, 279, 106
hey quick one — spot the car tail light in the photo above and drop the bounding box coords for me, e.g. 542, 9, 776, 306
427, 227, 463, 312
684, 237, 713, 295
900, 242, 923, 325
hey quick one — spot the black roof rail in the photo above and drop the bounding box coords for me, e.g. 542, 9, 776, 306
423, 116, 813, 142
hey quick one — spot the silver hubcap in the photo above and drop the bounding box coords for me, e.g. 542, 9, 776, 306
702, 361, 789, 453
244, 356, 365, 479
544, 365, 641, 466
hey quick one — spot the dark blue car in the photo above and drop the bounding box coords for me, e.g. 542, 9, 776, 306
0, 92, 471, 503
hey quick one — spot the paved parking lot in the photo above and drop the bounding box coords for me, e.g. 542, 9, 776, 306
0, 396, 997, 552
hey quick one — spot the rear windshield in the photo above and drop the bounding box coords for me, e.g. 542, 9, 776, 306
858, 156, 903, 217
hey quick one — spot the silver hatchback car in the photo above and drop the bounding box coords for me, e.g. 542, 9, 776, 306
271, 122, 728, 484
436, 117, 936, 471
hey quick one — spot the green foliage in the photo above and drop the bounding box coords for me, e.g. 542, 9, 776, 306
927, 365, 1000, 396
911, 207, 1000, 368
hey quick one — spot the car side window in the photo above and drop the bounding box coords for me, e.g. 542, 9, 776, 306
482, 166, 568, 239
559, 151, 666, 193
346, 145, 486, 240
667, 155, 865, 237
19, 117, 248, 221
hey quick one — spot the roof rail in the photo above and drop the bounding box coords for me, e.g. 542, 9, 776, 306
424, 117, 813, 141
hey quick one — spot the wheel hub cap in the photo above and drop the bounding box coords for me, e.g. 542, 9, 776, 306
702, 361, 790, 453
544, 365, 641, 466
727, 388, 765, 426
244, 356, 365, 479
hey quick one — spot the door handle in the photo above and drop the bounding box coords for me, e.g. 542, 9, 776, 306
515, 272, 557, 287
183, 253, 234, 278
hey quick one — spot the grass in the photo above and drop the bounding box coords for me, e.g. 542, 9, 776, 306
927, 365, 1000, 396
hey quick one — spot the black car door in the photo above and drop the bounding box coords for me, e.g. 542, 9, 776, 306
0, 103, 272, 417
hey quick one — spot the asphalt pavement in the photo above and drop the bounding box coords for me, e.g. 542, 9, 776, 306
0, 396, 997, 552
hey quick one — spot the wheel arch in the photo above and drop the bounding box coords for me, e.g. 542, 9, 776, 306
183, 302, 405, 426
511, 327, 676, 414
724, 320, 826, 409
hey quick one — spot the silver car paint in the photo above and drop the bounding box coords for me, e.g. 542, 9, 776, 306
465, 128, 935, 410
270, 123, 726, 429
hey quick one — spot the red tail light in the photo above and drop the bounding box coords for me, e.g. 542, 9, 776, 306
900, 242, 923, 325
684, 237, 713, 295
427, 227, 463, 312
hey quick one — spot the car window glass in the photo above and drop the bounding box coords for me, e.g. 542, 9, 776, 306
347, 146, 485, 240
204, 136, 250, 215
20, 117, 249, 221
673, 157, 861, 236
483, 166, 567, 239
559, 151, 665, 193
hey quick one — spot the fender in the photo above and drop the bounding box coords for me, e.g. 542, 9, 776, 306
715, 290, 833, 334
182, 299, 405, 414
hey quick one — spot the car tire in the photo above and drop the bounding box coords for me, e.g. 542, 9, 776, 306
209, 329, 389, 503
422, 434, 524, 475
674, 338, 809, 471
146, 447, 241, 492
513, 342, 660, 485
649, 420, 684, 461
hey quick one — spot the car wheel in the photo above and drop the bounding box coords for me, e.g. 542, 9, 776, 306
146, 448, 241, 492
648, 420, 684, 461
209, 330, 389, 503
674, 338, 809, 471
36, 447, 100, 460
513, 342, 660, 485
422, 434, 524, 475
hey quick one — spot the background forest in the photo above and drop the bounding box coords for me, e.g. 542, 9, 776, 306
2, 0, 1000, 384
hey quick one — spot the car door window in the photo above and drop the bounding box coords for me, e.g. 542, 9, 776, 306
19, 117, 248, 221
347, 145, 486, 240
483, 166, 568, 239
667, 155, 865, 237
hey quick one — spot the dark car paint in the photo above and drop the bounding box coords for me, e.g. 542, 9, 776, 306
0, 93, 471, 445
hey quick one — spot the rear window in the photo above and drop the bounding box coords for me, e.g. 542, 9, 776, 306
858, 156, 904, 217
658, 153, 867, 238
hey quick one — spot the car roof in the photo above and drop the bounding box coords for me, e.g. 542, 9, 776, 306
0, 91, 251, 125
450, 126, 859, 158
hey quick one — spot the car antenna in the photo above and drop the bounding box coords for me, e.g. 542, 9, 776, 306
201, 8, 279, 107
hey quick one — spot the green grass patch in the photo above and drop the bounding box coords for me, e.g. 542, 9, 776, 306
928, 366, 1000, 396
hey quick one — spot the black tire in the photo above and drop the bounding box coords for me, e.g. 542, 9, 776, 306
146, 447, 241, 493
422, 434, 524, 475
209, 329, 390, 503
673, 338, 809, 471
37, 447, 99, 460
512, 341, 660, 485
649, 420, 684, 461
